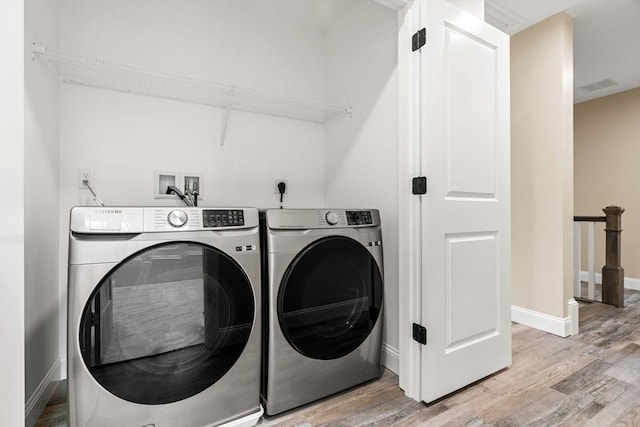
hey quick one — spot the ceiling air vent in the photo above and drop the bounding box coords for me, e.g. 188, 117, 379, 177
578, 79, 618, 92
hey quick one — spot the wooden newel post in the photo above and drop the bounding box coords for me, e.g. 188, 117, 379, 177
602, 205, 625, 308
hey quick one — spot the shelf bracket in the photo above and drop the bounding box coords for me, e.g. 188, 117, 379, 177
32, 42, 46, 61
220, 107, 231, 147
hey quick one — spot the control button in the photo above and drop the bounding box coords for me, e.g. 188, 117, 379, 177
167, 210, 188, 228
325, 211, 339, 225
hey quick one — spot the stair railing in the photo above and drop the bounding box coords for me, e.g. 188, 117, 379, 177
573, 206, 625, 308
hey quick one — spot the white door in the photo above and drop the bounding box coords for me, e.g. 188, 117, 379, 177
418, 0, 511, 402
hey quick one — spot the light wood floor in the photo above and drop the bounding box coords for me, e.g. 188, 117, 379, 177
36, 289, 640, 426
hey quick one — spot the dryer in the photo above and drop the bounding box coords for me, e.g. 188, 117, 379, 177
67, 206, 262, 427
260, 209, 384, 415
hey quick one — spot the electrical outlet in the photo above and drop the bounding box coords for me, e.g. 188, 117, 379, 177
78, 168, 93, 189
274, 179, 288, 194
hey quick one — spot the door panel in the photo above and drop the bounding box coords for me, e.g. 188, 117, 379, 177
445, 233, 498, 350
444, 24, 497, 199
420, 0, 511, 403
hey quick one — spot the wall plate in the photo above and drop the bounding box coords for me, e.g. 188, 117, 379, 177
155, 171, 178, 199
155, 170, 204, 201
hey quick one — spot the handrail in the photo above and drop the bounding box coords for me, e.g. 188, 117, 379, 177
574, 216, 605, 222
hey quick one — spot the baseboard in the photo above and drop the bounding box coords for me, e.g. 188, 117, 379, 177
381, 343, 399, 375
627, 277, 640, 291
25, 358, 61, 427
579, 271, 640, 291
511, 301, 577, 338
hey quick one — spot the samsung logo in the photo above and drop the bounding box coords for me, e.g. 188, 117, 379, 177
95, 209, 122, 214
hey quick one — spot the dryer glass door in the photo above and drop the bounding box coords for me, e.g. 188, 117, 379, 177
78, 242, 254, 405
278, 236, 383, 359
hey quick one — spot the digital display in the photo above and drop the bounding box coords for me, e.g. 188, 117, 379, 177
346, 210, 373, 226
203, 209, 244, 228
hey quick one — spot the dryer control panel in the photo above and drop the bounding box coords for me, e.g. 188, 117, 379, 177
266, 209, 380, 229
346, 210, 373, 226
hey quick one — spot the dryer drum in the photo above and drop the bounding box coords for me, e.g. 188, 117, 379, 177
78, 241, 255, 405
277, 236, 383, 360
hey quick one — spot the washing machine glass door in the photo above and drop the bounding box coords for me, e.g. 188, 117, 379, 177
278, 236, 383, 360
78, 242, 254, 405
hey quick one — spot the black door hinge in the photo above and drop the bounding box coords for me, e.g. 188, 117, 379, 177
412, 176, 427, 195
413, 323, 427, 345
412, 28, 426, 51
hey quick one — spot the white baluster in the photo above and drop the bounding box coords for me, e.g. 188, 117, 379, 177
573, 221, 581, 298
588, 221, 596, 300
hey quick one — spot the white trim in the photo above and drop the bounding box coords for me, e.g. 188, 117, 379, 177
60, 356, 67, 379
25, 358, 61, 427
626, 277, 640, 291
397, 0, 422, 402
0, 2, 25, 426
568, 298, 579, 336
373, 0, 411, 11
579, 271, 640, 291
220, 405, 263, 427
381, 344, 400, 375
511, 301, 578, 338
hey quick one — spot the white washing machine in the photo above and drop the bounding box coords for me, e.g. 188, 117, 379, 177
260, 209, 384, 415
67, 206, 263, 427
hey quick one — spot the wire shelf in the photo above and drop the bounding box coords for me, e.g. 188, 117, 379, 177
33, 45, 352, 123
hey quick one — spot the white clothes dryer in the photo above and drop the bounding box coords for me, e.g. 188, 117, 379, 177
67, 206, 262, 427
260, 209, 384, 415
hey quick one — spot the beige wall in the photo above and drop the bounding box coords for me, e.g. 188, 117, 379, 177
511, 13, 574, 319
575, 88, 640, 280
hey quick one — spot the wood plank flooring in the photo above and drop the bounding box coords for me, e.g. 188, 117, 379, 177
35, 289, 640, 426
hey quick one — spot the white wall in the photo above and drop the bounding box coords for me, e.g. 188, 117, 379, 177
58, 0, 326, 210
25, 0, 61, 415
0, 1, 26, 425
57, 0, 329, 373
324, 2, 399, 358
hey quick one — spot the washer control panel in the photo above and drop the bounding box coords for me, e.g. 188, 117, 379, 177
70, 207, 258, 233
346, 210, 373, 226
203, 209, 245, 228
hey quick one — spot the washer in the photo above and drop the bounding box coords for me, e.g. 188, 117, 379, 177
67, 206, 263, 427
260, 208, 384, 415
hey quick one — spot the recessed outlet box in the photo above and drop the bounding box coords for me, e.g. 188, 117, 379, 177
274, 179, 288, 194
78, 168, 93, 189
155, 170, 204, 201
183, 174, 202, 196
